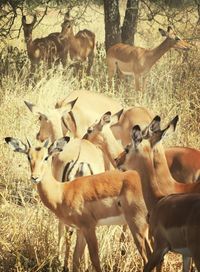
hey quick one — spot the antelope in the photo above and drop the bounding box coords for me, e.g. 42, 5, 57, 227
118, 116, 200, 271
59, 12, 95, 76
5, 136, 151, 272
25, 96, 125, 270
24, 90, 122, 140
22, 14, 68, 73
106, 26, 191, 91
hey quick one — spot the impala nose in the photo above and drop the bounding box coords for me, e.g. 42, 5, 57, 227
31, 176, 41, 184
36, 132, 46, 143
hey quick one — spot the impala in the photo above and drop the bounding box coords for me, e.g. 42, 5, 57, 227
118, 116, 200, 271
25, 97, 125, 270
25, 90, 122, 140
106, 26, 190, 91
59, 11, 95, 76
22, 14, 68, 73
5, 136, 151, 272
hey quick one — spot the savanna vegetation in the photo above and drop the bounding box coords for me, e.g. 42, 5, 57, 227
0, 0, 200, 271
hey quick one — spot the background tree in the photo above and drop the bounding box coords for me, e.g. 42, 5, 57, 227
103, 0, 139, 51
103, 0, 200, 51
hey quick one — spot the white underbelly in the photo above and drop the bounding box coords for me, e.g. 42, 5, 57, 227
97, 214, 126, 226
121, 70, 134, 76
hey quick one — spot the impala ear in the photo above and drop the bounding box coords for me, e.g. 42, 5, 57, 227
143, 115, 161, 139
48, 136, 70, 156
55, 97, 78, 110
99, 111, 112, 127
24, 101, 47, 120
110, 109, 123, 126
43, 139, 50, 148
22, 15, 26, 25
64, 10, 71, 21
167, 26, 173, 33
159, 28, 167, 37
161, 115, 179, 139
132, 125, 143, 148
5, 137, 28, 154
32, 14, 37, 25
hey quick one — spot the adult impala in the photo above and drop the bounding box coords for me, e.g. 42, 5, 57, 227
59, 12, 95, 76
22, 14, 68, 72
118, 116, 200, 271
25, 96, 125, 270
25, 90, 122, 140
5, 136, 152, 272
106, 26, 190, 91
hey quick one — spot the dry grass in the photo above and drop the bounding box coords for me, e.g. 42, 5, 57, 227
0, 4, 200, 272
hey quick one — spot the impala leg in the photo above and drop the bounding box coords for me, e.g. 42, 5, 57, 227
144, 238, 169, 272
125, 216, 149, 265
58, 222, 72, 270
192, 257, 200, 272
58, 221, 66, 264
107, 59, 116, 88
182, 256, 193, 272
82, 226, 102, 272
119, 225, 128, 256
142, 74, 148, 91
73, 230, 87, 272
86, 51, 94, 76
134, 74, 140, 91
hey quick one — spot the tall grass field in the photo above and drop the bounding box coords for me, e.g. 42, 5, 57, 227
0, 4, 200, 272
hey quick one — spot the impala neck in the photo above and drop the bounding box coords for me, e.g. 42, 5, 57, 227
147, 37, 176, 68
134, 150, 163, 213
51, 123, 64, 143
36, 162, 64, 213
102, 128, 124, 168
153, 143, 176, 194
24, 33, 33, 51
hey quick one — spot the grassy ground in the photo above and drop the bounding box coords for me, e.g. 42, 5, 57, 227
0, 4, 200, 272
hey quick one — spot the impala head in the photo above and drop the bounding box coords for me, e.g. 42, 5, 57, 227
60, 11, 73, 40
159, 26, 190, 51
116, 115, 179, 170
24, 98, 77, 142
83, 109, 124, 165
5, 136, 70, 184
83, 109, 123, 141
141, 115, 179, 149
22, 14, 37, 42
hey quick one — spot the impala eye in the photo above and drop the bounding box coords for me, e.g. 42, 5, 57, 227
87, 127, 93, 134
44, 156, 49, 161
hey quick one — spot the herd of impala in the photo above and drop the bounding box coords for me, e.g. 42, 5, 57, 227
4, 10, 200, 272
21, 12, 190, 90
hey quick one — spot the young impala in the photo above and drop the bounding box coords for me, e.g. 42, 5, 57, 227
5, 136, 152, 272
106, 26, 190, 91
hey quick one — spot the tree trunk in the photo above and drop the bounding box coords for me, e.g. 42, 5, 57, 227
121, 0, 139, 45
103, 0, 121, 51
